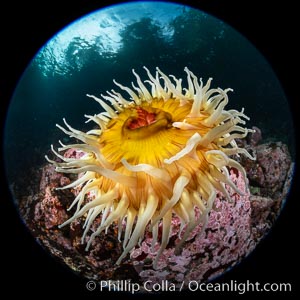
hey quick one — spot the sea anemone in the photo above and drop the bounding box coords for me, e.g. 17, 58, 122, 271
46, 67, 255, 267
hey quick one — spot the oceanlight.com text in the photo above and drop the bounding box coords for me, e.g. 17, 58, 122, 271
86, 279, 292, 294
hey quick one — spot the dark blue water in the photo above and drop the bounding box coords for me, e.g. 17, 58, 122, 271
4, 2, 295, 185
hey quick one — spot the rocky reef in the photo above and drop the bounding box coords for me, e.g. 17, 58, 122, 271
17, 127, 294, 291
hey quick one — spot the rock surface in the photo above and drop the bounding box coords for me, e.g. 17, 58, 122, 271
17, 130, 294, 291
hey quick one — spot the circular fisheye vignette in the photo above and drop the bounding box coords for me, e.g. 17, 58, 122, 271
4, 0, 295, 292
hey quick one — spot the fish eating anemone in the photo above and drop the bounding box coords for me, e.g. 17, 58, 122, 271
46, 67, 256, 268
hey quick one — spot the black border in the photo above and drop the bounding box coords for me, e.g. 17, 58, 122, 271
1, 0, 298, 297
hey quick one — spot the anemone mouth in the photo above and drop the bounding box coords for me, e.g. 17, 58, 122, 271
122, 106, 173, 140
46, 67, 256, 268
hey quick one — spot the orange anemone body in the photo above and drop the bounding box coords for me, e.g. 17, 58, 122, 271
47, 67, 255, 267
